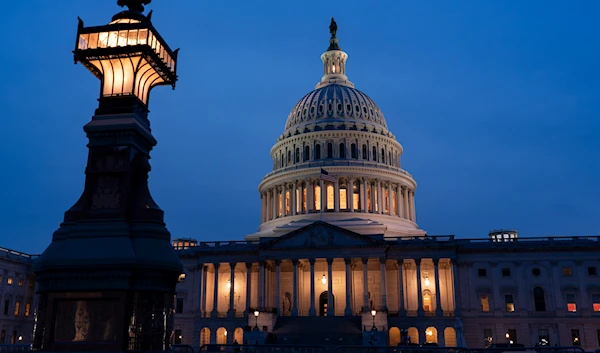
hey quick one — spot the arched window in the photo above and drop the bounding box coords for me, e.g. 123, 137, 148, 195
200, 328, 211, 346
381, 148, 386, 163
327, 143, 333, 158
304, 146, 310, 161
389, 327, 401, 346
287, 150, 291, 166
372, 146, 377, 161
534, 287, 546, 311
315, 144, 321, 160
295, 148, 300, 163
280, 152, 283, 168
352, 184, 360, 209
339, 143, 345, 158
233, 327, 244, 345
389, 151, 392, 165
351, 143, 357, 158
326, 184, 334, 210
362, 145, 367, 160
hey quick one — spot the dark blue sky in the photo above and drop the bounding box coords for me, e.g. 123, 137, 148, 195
1, 1, 599, 254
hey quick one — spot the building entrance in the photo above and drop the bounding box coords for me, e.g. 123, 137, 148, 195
319, 291, 334, 316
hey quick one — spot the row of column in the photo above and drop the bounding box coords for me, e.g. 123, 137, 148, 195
260, 178, 416, 223
195, 258, 456, 318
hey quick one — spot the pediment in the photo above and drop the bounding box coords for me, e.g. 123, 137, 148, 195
262, 221, 385, 250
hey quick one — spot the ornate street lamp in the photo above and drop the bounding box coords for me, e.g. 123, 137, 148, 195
371, 309, 377, 331
253, 310, 260, 331
74, 0, 178, 110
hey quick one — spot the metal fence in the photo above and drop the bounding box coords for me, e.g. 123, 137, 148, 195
194, 346, 592, 353
470, 347, 586, 353
199, 344, 329, 353
0, 345, 30, 353
333, 346, 472, 353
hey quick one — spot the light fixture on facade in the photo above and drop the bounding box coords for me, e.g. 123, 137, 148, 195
253, 310, 259, 331
18, 336, 22, 341
370, 310, 376, 330
226, 280, 231, 290
224, 330, 227, 337
426, 330, 432, 336
322, 274, 327, 285
424, 275, 430, 287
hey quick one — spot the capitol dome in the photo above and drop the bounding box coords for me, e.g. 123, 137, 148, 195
247, 18, 425, 240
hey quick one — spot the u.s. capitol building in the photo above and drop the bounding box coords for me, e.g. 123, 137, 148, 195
169, 20, 600, 350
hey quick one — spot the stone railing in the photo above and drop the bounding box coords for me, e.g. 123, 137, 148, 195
263, 160, 413, 179
0, 247, 38, 262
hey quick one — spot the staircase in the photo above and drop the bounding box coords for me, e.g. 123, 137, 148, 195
273, 316, 363, 345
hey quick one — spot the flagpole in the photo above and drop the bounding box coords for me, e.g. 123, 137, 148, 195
320, 178, 324, 221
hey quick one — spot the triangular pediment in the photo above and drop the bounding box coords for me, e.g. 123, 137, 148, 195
262, 221, 385, 250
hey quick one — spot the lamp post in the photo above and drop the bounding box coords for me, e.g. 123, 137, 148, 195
253, 310, 259, 331
371, 309, 377, 331
506, 332, 510, 346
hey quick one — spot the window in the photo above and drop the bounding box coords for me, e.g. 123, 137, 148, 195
592, 294, 600, 312
327, 143, 333, 158
351, 143, 357, 158
502, 268, 511, 277
478, 268, 487, 277
304, 146, 310, 161
24, 303, 30, 317
287, 150, 291, 166
295, 148, 300, 163
532, 268, 541, 277
534, 287, 546, 312
18, 279, 23, 287
566, 294, 577, 312
0, 330, 4, 344
339, 143, 345, 158
372, 146, 377, 161
178, 274, 185, 282
326, 185, 334, 210
562, 267, 572, 276
315, 144, 321, 160
597, 329, 600, 346
588, 267, 597, 276
483, 328, 493, 347
14, 302, 20, 316
3, 300, 9, 315
507, 329, 517, 343
174, 329, 182, 345
362, 145, 367, 160
505, 294, 515, 312
176, 298, 184, 313
381, 148, 385, 163
538, 329, 550, 346
7, 277, 13, 285
571, 329, 581, 346
480, 295, 490, 312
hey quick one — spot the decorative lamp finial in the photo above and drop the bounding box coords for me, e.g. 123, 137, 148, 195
327, 17, 340, 51
117, 0, 152, 14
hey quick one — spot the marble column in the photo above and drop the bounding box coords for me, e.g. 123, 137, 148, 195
433, 259, 443, 316
198, 263, 205, 316
292, 260, 299, 316
380, 258, 387, 311
265, 191, 271, 221
451, 260, 461, 316
411, 190, 416, 221
292, 181, 297, 215
403, 187, 409, 219
362, 258, 369, 312
298, 182, 304, 214
369, 182, 376, 213
212, 263, 220, 317
327, 259, 334, 316
307, 179, 314, 213
396, 185, 402, 218
281, 182, 287, 216
344, 259, 353, 316
309, 259, 316, 316
348, 177, 355, 212
320, 179, 325, 211
376, 179, 383, 214
245, 262, 252, 315
275, 260, 281, 314
415, 259, 424, 316
228, 263, 235, 316
258, 262, 264, 309
361, 178, 367, 212
388, 182, 393, 215
272, 187, 277, 220
397, 260, 406, 315
334, 179, 340, 212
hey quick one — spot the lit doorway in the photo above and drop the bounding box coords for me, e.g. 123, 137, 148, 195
319, 291, 334, 316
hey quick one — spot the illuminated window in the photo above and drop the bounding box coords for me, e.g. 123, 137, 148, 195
423, 293, 431, 312
314, 185, 321, 211
285, 190, 290, 214
278, 193, 283, 217
178, 274, 185, 282
326, 185, 334, 210
562, 267, 572, 276
24, 303, 30, 317
384, 189, 390, 213
14, 302, 20, 316
374, 188, 378, 212
367, 187, 372, 212
302, 188, 307, 212
571, 329, 581, 346
505, 294, 515, 312
480, 295, 490, 312
352, 185, 360, 210
296, 188, 301, 212
7, 277, 13, 285
340, 188, 347, 210
18, 279, 23, 287
392, 190, 397, 215
592, 294, 600, 312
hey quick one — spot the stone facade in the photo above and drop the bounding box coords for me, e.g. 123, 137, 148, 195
0, 247, 37, 345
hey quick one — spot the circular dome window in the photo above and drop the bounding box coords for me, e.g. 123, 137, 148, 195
532, 268, 541, 277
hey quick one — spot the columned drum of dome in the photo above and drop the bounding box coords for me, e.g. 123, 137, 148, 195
247, 19, 425, 240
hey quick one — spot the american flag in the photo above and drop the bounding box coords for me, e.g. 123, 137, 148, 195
320, 169, 337, 183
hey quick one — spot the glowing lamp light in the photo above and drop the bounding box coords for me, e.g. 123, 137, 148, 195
73, 1, 178, 106
424, 276, 430, 287
321, 274, 327, 285
224, 330, 227, 337
332, 64, 336, 73
426, 330, 432, 336
371, 310, 376, 317
226, 280, 231, 290
254, 310, 259, 317
510, 340, 514, 344
18, 336, 23, 341
505, 333, 510, 339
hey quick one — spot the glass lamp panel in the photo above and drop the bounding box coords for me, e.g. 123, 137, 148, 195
141, 71, 164, 105
110, 58, 124, 95
138, 29, 148, 45
100, 59, 114, 96
134, 59, 154, 101
121, 56, 140, 95
78, 34, 89, 50
98, 32, 109, 48
118, 30, 128, 46
108, 31, 118, 47
127, 30, 138, 45
89, 32, 98, 49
